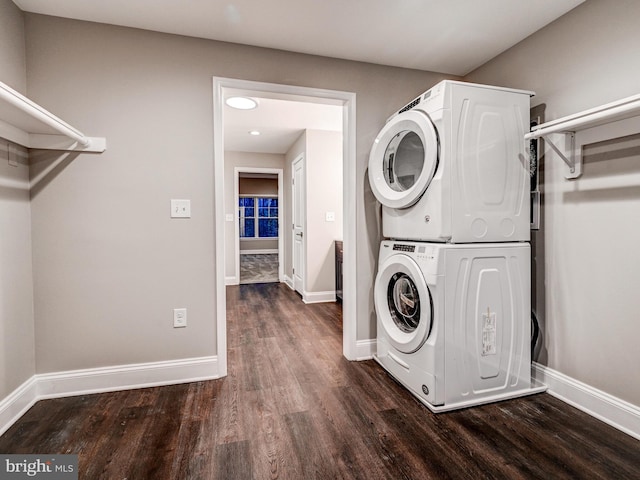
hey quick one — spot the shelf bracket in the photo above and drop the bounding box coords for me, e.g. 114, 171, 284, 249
525, 92, 640, 181
543, 132, 581, 179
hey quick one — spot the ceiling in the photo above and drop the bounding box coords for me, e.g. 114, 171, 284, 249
223, 93, 342, 154
14, 0, 584, 76
13, 0, 585, 154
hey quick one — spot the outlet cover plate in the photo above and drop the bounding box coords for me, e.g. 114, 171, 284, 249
173, 308, 187, 328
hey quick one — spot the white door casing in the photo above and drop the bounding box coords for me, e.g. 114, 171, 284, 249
214, 77, 358, 377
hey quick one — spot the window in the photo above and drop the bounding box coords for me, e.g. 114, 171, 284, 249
239, 196, 278, 238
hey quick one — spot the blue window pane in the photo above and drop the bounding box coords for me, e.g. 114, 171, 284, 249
258, 197, 277, 208
240, 197, 278, 238
258, 219, 278, 237
240, 218, 255, 237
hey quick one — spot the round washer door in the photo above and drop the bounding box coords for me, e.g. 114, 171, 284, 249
374, 253, 433, 354
368, 109, 438, 209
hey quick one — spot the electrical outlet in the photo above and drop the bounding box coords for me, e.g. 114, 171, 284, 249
173, 308, 187, 328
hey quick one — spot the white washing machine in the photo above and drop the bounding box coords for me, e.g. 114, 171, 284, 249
368, 80, 532, 243
374, 239, 545, 412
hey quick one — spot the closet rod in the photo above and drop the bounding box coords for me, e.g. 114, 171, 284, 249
0, 81, 91, 148
525, 93, 640, 141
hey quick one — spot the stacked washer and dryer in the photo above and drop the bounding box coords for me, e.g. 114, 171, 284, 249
369, 80, 545, 412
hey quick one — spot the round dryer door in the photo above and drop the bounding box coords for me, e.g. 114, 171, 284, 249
368, 109, 438, 209
374, 253, 433, 353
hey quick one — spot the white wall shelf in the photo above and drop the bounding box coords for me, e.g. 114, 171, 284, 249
525, 93, 640, 179
0, 80, 106, 153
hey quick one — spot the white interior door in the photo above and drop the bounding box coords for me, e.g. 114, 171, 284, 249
292, 155, 305, 294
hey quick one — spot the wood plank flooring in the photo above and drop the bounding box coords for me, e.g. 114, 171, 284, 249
1, 283, 638, 479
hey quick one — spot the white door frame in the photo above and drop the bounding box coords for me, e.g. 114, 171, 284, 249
234, 167, 284, 284
291, 154, 305, 295
213, 76, 358, 377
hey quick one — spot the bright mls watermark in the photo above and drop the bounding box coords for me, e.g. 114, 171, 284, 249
0, 455, 77, 479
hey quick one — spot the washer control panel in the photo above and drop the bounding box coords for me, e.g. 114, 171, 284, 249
392, 244, 415, 252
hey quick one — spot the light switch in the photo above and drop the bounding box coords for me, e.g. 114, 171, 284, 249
226, 214, 234, 222
325, 211, 335, 222
171, 199, 191, 218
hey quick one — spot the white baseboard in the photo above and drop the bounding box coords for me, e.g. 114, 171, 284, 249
5, 357, 637, 442
281, 279, 335, 304
239, 249, 278, 255
225, 276, 238, 285
303, 290, 336, 304
355, 339, 376, 360
0, 356, 219, 436
0, 377, 39, 436
533, 362, 640, 440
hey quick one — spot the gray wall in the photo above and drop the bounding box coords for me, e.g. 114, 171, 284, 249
0, 0, 35, 400
304, 130, 343, 293
23, 10, 448, 375
466, 0, 640, 406
0, 0, 26, 92
282, 129, 343, 295
283, 130, 344, 294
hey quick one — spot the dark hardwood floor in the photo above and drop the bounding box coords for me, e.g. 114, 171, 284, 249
1, 283, 638, 479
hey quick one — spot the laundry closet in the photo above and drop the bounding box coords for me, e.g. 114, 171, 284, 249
1, 0, 639, 443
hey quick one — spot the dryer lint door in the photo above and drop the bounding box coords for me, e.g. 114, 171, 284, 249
368, 110, 438, 209
374, 253, 432, 353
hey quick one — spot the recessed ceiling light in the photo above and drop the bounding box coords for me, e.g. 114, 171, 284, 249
249, 130, 261, 136
225, 96, 257, 110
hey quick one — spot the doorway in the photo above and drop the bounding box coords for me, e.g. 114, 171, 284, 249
235, 167, 284, 284
213, 77, 357, 377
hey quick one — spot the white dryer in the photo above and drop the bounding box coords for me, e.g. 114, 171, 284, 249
374, 239, 545, 412
368, 80, 532, 243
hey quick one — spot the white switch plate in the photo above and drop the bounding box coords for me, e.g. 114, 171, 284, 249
225, 214, 234, 222
325, 211, 335, 222
171, 199, 191, 218
173, 308, 187, 328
